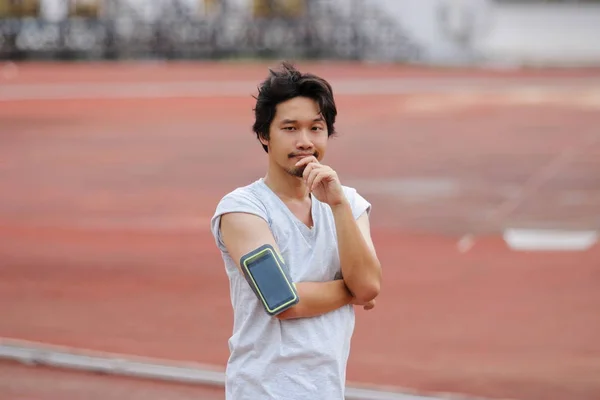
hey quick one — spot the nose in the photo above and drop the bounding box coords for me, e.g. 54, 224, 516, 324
296, 129, 313, 149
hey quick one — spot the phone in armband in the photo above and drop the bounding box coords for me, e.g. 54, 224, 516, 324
239, 244, 299, 316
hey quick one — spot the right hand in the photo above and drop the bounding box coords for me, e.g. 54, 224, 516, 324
351, 297, 376, 311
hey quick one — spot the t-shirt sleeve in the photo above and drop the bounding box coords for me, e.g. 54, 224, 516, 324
210, 188, 269, 253
343, 186, 371, 220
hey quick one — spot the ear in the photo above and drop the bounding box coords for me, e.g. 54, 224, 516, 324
258, 134, 269, 147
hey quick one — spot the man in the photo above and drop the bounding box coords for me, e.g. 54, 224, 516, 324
210, 62, 382, 400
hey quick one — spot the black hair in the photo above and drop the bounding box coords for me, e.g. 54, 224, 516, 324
252, 61, 337, 152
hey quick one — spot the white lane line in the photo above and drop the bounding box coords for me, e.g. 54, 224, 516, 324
503, 229, 598, 251
401, 88, 600, 113
457, 234, 476, 253
485, 135, 600, 252
0, 337, 490, 400
2, 78, 600, 101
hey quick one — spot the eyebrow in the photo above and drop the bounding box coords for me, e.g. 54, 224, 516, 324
281, 117, 324, 124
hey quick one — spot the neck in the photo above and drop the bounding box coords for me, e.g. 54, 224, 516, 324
263, 159, 309, 201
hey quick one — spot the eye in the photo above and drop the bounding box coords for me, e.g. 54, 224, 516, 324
312, 126, 324, 131
283, 126, 296, 131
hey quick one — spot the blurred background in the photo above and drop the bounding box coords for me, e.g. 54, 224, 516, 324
1, 1, 599, 399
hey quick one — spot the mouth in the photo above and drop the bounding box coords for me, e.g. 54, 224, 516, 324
289, 154, 314, 159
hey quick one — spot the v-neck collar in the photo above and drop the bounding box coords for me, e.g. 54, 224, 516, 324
258, 178, 317, 237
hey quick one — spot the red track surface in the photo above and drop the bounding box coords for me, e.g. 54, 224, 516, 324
0, 360, 225, 400
1, 62, 599, 400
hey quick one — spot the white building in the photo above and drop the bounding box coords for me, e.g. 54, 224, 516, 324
34, 0, 600, 66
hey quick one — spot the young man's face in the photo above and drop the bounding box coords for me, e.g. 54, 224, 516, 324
261, 96, 329, 178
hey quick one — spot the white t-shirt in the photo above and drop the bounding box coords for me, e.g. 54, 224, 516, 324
210, 178, 371, 400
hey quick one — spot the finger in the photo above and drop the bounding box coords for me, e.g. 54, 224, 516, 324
302, 162, 319, 181
307, 167, 329, 190
310, 170, 332, 191
306, 165, 324, 189
310, 167, 336, 190
295, 156, 319, 167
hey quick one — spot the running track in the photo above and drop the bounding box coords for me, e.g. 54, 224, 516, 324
1, 61, 599, 400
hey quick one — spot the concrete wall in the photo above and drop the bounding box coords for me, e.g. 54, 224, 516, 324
374, 0, 600, 66
373, 0, 492, 64
473, 2, 600, 67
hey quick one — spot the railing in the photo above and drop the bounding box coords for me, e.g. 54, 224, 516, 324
0, 0, 422, 61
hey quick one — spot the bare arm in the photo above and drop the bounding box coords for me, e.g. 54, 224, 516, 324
331, 202, 382, 303
276, 280, 353, 320
219, 212, 353, 320
294, 156, 382, 304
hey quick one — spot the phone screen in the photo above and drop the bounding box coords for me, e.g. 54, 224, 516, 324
248, 255, 295, 310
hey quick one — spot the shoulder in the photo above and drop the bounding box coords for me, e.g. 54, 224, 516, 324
215, 181, 266, 213
341, 185, 372, 219
221, 180, 263, 200
341, 185, 360, 198
210, 181, 270, 251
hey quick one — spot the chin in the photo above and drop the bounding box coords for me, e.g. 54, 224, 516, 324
287, 166, 306, 178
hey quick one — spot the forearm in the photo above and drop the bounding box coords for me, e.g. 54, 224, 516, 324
331, 201, 381, 302
276, 280, 353, 320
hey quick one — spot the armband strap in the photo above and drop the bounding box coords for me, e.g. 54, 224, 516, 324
239, 244, 299, 315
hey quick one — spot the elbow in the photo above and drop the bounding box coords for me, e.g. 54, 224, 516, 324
352, 264, 382, 303
354, 282, 380, 304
